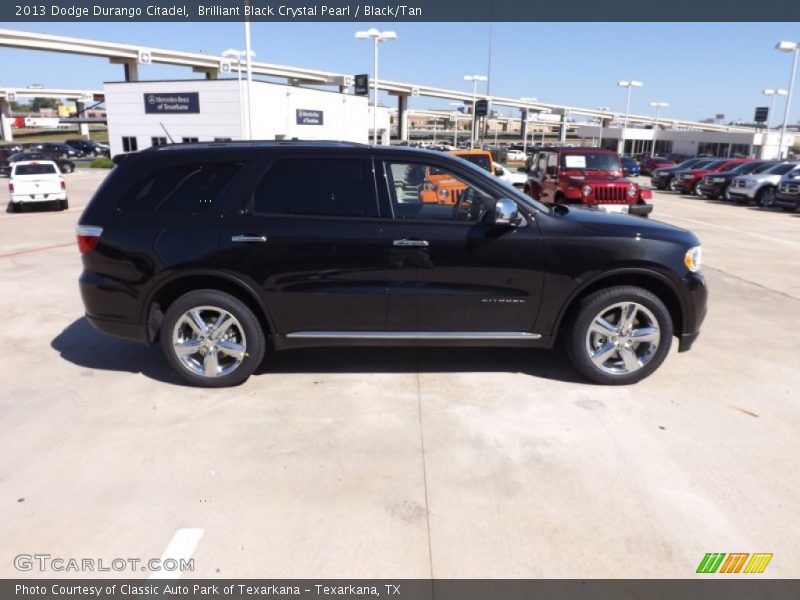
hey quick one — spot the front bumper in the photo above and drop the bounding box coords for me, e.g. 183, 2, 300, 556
696, 181, 726, 197
674, 177, 699, 193
775, 192, 800, 210
678, 271, 708, 352
726, 187, 757, 201
650, 174, 670, 188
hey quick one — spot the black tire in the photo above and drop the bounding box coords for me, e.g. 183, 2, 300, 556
160, 289, 266, 388
59, 199, 69, 211
564, 286, 673, 385
756, 186, 776, 208
10, 202, 21, 213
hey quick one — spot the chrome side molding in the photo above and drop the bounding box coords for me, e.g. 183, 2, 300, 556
286, 331, 542, 340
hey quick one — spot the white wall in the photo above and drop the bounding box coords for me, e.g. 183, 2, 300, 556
104, 79, 370, 155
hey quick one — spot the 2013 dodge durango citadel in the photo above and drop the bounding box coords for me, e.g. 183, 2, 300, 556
77, 142, 707, 387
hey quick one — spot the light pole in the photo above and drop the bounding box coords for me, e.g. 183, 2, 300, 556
449, 102, 463, 147
649, 101, 668, 157
222, 49, 255, 140
242, 18, 254, 140
776, 41, 799, 159
464, 74, 487, 149
596, 106, 610, 149
356, 28, 397, 145
521, 97, 537, 155
617, 80, 643, 154
762, 88, 789, 129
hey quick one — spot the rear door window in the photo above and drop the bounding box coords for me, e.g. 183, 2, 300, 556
118, 162, 242, 214
253, 158, 376, 218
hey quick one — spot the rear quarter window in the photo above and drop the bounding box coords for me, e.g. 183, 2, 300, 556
118, 162, 243, 214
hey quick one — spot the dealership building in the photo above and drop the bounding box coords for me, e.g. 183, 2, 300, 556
103, 79, 391, 155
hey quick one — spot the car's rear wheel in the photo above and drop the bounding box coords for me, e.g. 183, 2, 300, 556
160, 290, 266, 387
757, 187, 776, 208
10, 202, 21, 213
59, 199, 69, 211
565, 286, 673, 385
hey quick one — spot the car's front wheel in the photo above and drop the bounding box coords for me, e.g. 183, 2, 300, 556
757, 186, 776, 208
160, 290, 266, 387
565, 286, 673, 385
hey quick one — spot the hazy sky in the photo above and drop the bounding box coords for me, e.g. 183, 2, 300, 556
1, 21, 799, 123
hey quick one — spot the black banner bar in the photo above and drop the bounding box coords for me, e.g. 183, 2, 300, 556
3, 0, 800, 22
4, 580, 800, 600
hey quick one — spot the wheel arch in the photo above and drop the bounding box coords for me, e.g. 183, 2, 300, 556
552, 268, 686, 340
142, 271, 276, 343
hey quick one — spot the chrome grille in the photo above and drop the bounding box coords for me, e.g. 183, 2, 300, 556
592, 185, 628, 203
781, 183, 800, 194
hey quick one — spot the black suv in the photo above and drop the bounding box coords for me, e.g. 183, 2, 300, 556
77, 142, 707, 387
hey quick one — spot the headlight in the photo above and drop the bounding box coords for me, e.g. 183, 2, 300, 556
745, 180, 757, 187
712, 176, 726, 183
652, 170, 662, 176
439, 188, 449, 199
681, 174, 694, 179
582, 184, 592, 196
684, 245, 702, 273
627, 183, 637, 198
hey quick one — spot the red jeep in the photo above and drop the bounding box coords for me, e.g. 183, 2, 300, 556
525, 147, 653, 217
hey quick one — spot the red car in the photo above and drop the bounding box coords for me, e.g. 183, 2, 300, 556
640, 156, 676, 175
525, 147, 652, 217
671, 158, 753, 195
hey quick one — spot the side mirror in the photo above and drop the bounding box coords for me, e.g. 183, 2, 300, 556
494, 166, 504, 176
493, 198, 520, 227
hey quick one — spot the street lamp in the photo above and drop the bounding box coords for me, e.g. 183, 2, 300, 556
521, 97, 537, 154
222, 48, 256, 140
776, 41, 799, 159
449, 102, 464, 147
596, 106, 610, 149
355, 28, 397, 145
464, 74, 487, 149
650, 101, 668, 157
618, 80, 643, 154
762, 89, 789, 129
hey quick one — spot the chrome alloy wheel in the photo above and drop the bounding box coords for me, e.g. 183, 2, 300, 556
585, 302, 660, 375
172, 305, 247, 378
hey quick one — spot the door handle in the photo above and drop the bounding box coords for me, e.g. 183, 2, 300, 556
231, 235, 268, 243
393, 239, 429, 248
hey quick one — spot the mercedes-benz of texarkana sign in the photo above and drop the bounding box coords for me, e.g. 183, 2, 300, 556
76, 142, 707, 387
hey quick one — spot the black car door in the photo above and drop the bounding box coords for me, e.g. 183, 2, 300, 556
376, 156, 545, 334
218, 154, 388, 334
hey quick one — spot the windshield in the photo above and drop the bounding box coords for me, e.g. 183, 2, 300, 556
677, 159, 703, 169
766, 163, 798, 175
751, 162, 777, 173
730, 162, 759, 173
15, 163, 57, 175
455, 153, 492, 172
560, 152, 620, 171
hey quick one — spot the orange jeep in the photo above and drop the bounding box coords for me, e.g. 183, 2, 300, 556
418, 150, 495, 205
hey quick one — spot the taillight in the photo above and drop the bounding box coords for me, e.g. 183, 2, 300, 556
76, 225, 103, 254
8, 182, 13, 193
60, 180, 66, 190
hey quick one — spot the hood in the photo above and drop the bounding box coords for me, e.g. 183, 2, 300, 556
556, 205, 699, 246
563, 173, 632, 185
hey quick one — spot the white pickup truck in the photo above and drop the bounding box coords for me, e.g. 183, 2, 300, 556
8, 160, 68, 212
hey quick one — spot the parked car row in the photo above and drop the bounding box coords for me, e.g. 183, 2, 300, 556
0, 139, 109, 177
650, 156, 800, 211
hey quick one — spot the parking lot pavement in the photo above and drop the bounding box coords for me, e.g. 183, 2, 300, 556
1, 178, 798, 578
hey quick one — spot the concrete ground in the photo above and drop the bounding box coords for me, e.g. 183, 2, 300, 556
0, 171, 798, 579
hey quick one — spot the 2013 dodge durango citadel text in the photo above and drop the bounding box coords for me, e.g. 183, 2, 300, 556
77, 142, 707, 387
